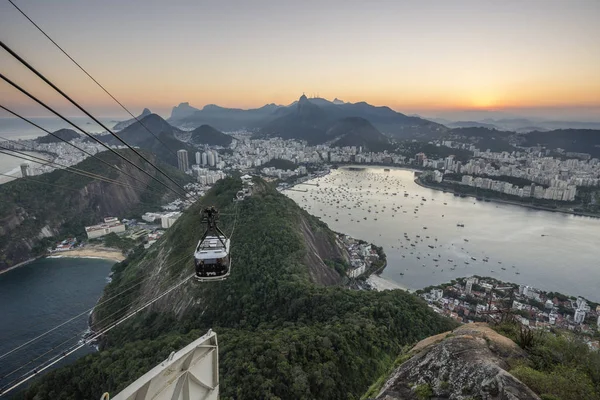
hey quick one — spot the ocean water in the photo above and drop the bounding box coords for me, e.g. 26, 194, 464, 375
0, 151, 54, 185
0, 155, 26, 177
0, 258, 114, 396
284, 166, 600, 301
0, 117, 119, 140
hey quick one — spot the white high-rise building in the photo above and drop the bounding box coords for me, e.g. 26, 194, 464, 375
444, 155, 454, 170
20, 163, 31, 177
195, 152, 201, 165
177, 149, 189, 172
201, 152, 208, 166
207, 152, 215, 167
574, 308, 586, 324
161, 212, 182, 229
213, 150, 219, 164
465, 279, 474, 295
519, 285, 529, 297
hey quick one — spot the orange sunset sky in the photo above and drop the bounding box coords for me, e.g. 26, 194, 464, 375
1, 0, 599, 120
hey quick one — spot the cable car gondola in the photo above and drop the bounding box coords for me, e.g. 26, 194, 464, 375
194, 206, 231, 281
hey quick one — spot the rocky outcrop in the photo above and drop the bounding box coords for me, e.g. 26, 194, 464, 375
169, 102, 200, 121
374, 323, 540, 400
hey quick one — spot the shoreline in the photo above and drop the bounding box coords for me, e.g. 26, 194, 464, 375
366, 274, 409, 292
414, 178, 600, 220
0, 247, 124, 275
284, 165, 600, 299
48, 247, 125, 263
0, 257, 39, 275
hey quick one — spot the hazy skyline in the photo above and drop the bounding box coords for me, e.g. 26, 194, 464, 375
1, 0, 599, 121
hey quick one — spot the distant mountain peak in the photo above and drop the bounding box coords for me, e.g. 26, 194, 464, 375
170, 102, 200, 120
117, 113, 179, 141
296, 94, 326, 118
113, 108, 153, 131
140, 113, 165, 123
332, 98, 345, 105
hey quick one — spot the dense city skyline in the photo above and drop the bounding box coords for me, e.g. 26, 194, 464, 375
1, 0, 599, 120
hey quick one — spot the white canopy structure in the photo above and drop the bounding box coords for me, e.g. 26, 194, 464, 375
108, 330, 219, 400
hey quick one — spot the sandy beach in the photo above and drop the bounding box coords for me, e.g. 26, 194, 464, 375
48, 247, 125, 262
367, 275, 407, 292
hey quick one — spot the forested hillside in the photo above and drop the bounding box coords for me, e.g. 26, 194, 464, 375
0, 149, 189, 271
18, 177, 456, 400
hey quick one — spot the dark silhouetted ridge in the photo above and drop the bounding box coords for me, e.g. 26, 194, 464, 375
35, 128, 80, 144
189, 125, 232, 146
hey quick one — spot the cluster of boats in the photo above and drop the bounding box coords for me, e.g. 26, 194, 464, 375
289, 168, 524, 278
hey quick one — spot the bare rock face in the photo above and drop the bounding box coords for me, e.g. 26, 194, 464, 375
298, 214, 347, 286
375, 323, 540, 400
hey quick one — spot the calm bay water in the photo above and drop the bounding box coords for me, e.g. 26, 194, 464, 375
285, 166, 600, 301
0, 258, 113, 395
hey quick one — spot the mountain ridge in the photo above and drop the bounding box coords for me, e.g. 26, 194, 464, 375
168, 102, 281, 131
189, 124, 233, 146
112, 108, 152, 131
166, 95, 447, 138
0, 149, 189, 272
35, 128, 81, 144
100, 114, 196, 167
327, 117, 393, 151
21, 177, 457, 399
519, 128, 600, 157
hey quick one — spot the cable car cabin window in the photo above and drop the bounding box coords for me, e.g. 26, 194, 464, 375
194, 207, 232, 281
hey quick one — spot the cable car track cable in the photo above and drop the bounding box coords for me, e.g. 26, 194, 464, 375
0, 259, 190, 382
0, 134, 171, 197
0, 41, 199, 202
0, 272, 195, 396
0, 264, 170, 363
0, 105, 178, 194
0, 147, 165, 193
0, 252, 190, 362
6, 0, 180, 158
0, 70, 192, 201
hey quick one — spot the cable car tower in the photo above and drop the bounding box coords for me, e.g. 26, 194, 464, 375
194, 207, 231, 281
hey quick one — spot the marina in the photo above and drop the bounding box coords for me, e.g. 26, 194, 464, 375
284, 166, 600, 301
